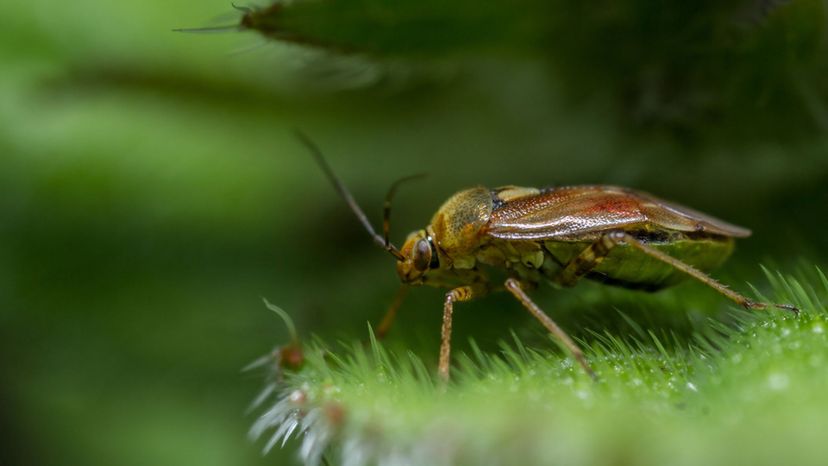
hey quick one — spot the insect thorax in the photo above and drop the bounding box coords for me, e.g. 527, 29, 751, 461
430, 187, 493, 260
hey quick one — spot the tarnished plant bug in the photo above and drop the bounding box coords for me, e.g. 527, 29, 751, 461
296, 132, 798, 381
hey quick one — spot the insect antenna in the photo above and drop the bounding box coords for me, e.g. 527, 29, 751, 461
383, 173, 426, 250
294, 130, 407, 261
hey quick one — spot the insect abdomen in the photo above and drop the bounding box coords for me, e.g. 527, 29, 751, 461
542, 236, 736, 290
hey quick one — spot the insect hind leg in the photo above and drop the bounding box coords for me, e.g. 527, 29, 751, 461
608, 231, 799, 314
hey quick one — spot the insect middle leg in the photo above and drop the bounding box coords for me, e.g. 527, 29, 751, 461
504, 278, 596, 380
554, 233, 618, 287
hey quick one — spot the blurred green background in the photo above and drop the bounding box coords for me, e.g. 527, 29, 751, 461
2, 0, 827, 465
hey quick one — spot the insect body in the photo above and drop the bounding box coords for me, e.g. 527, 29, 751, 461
397, 185, 747, 291
297, 133, 797, 381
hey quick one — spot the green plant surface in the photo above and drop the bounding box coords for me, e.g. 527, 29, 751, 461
249, 270, 828, 466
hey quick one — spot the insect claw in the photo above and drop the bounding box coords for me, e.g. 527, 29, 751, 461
744, 299, 800, 316
775, 303, 800, 315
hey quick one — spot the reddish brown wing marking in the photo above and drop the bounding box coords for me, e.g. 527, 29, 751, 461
483, 186, 751, 241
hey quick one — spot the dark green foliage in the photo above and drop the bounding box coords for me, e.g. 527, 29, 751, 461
243, 0, 828, 141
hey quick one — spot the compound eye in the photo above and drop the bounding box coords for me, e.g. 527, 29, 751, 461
412, 238, 432, 272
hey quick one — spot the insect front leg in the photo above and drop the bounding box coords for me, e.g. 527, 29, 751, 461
439, 285, 485, 382
607, 232, 799, 314
375, 285, 410, 340
504, 278, 596, 380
